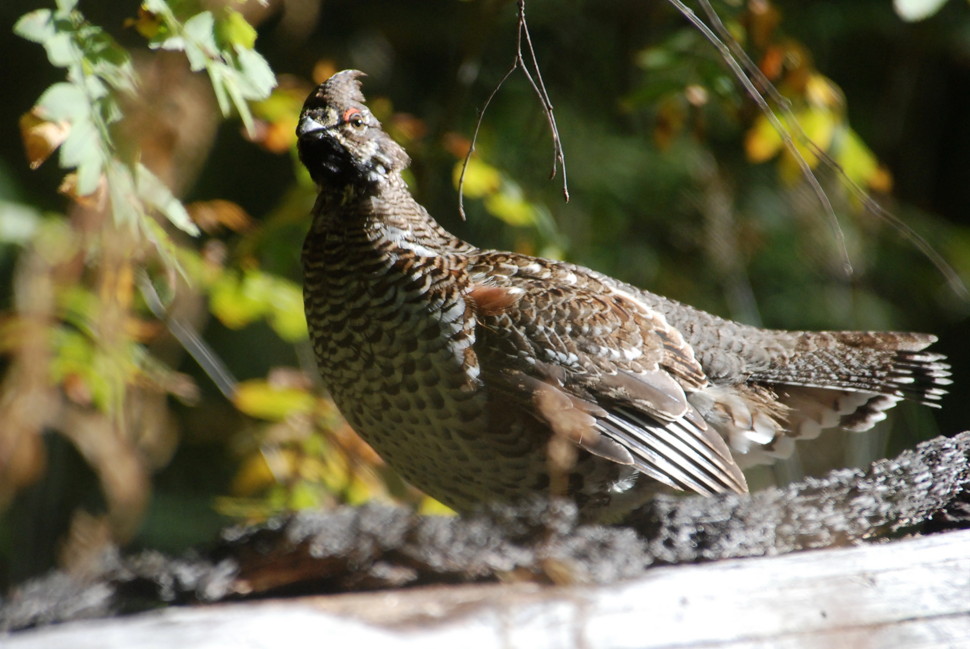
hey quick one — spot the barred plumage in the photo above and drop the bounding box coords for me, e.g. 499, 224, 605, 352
297, 70, 951, 521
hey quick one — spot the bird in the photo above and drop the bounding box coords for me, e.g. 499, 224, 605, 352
296, 69, 951, 522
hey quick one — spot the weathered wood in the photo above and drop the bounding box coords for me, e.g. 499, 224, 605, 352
6, 528, 969, 649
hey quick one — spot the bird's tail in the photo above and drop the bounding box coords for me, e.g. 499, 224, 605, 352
693, 331, 951, 466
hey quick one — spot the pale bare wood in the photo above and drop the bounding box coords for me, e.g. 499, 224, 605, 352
6, 529, 969, 649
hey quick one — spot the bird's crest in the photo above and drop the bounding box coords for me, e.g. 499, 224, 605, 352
314, 69, 367, 107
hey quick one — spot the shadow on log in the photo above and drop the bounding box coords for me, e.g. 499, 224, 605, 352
2, 432, 969, 635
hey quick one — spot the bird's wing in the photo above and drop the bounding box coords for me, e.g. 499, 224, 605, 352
464, 252, 747, 495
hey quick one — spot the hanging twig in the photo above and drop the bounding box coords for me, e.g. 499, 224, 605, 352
458, 0, 569, 221
137, 271, 238, 400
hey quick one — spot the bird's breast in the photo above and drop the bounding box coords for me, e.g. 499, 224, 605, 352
304, 233, 521, 506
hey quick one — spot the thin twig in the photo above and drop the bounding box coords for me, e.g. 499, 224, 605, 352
458, 65, 517, 221
137, 271, 238, 400
457, 0, 569, 220
688, 0, 966, 298
517, 3, 569, 198
666, 0, 853, 276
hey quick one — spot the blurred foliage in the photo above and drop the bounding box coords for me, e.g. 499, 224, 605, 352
0, 0, 968, 588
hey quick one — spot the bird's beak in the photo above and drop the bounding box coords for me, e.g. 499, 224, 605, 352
297, 114, 327, 139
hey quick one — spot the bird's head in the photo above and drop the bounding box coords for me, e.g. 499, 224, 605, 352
296, 70, 410, 188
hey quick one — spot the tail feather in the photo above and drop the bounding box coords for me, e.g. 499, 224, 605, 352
720, 331, 950, 466
750, 331, 951, 403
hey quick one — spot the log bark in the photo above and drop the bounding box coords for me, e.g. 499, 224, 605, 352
1, 432, 969, 644
4, 529, 970, 649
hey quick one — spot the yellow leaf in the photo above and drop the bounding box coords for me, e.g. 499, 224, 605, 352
418, 497, 456, 516
485, 191, 536, 227
210, 272, 263, 329
230, 452, 277, 495
744, 113, 783, 163
805, 73, 844, 110
267, 283, 308, 342
791, 106, 836, 164
453, 157, 501, 198
836, 128, 893, 192
217, 8, 257, 50
233, 379, 315, 420
126, 6, 164, 40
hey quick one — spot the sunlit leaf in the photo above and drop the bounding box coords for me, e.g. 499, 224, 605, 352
137, 164, 200, 236
788, 106, 836, 167
183, 11, 217, 56
744, 113, 783, 163
36, 82, 89, 122
44, 31, 78, 68
58, 116, 99, 170
13, 9, 54, 44
894, 0, 950, 21
209, 269, 306, 340
128, 6, 164, 40
418, 498, 456, 516
210, 271, 265, 329
218, 9, 257, 50
267, 281, 308, 342
222, 67, 257, 134
453, 157, 501, 197
235, 47, 276, 99
74, 154, 104, 197
233, 379, 316, 421
485, 190, 537, 227
19, 111, 70, 170
230, 453, 276, 496
804, 74, 844, 110
186, 199, 254, 233
0, 201, 43, 247
837, 128, 893, 193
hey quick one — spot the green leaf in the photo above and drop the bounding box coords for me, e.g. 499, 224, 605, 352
81, 73, 109, 101
105, 158, 139, 227
209, 270, 307, 339
222, 68, 257, 136
183, 11, 217, 56
207, 64, 232, 116
151, 33, 186, 52
233, 379, 315, 421
75, 153, 104, 197
43, 31, 78, 68
210, 271, 266, 329
235, 47, 276, 99
137, 164, 200, 236
0, 201, 43, 246
453, 158, 501, 197
55, 0, 79, 13
81, 31, 137, 94
266, 280, 308, 342
58, 116, 99, 168
485, 189, 537, 227
182, 40, 209, 71
13, 9, 54, 43
218, 9, 257, 50
141, 0, 169, 14
36, 82, 89, 121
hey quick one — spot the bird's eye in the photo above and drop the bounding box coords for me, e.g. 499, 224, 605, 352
342, 108, 366, 129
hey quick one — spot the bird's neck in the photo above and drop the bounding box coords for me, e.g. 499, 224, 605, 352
311, 173, 472, 255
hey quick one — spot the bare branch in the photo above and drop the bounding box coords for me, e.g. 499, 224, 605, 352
458, 0, 570, 220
